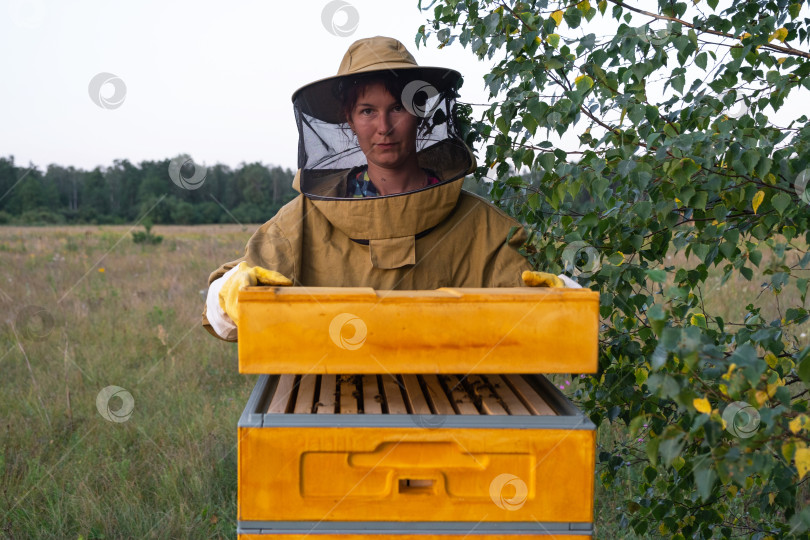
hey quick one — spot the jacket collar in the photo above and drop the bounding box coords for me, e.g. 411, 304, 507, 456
293, 139, 475, 241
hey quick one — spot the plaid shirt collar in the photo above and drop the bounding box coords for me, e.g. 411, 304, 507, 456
346, 166, 440, 198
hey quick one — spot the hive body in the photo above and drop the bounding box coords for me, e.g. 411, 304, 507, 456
236, 288, 599, 538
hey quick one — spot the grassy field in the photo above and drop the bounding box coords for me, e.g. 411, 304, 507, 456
0, 224, 253, 539
0, 224, 805, 539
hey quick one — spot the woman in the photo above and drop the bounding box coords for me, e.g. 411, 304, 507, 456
203, 36, 576, 341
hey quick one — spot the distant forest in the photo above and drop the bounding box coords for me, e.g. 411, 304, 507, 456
0, 155, 494, 226
0, 155, 299, 225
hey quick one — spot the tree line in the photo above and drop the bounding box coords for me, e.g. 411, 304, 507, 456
0, 154, 495, 227
0, 155, 298, 225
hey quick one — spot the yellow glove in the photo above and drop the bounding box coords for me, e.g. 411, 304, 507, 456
522, 270, 565, 288
218, 261, 292, 325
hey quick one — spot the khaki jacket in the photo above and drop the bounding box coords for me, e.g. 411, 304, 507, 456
202, 163, 532, 341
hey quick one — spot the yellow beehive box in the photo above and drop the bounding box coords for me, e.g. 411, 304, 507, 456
237, 374, 595, 537
237, 287, 599, 374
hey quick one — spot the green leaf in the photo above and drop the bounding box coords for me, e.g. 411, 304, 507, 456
693, 462, 717, 502
575, 74, 594, 92
740, 149, 760, 175
628, 103, 645, 126
495, 115, 509, 135
671, 73, 685, 94
798, 355, 810, 384
563, 6, 582, 28
659, 435, 685, 467
646, 269, 667, 283
695, 51, 707, 70
522, 113, 539, 135
771, 191, 791, 216
669, 158, 700, 186
646, 436, 661, 466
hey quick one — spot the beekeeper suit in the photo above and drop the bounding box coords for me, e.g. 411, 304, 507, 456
203, 36, 577, 342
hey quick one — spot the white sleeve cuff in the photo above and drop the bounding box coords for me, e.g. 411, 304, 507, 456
206, 265, 241, 340
557, 274, 583, 289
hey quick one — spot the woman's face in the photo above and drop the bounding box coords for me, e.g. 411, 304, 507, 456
347, 82, 419, 171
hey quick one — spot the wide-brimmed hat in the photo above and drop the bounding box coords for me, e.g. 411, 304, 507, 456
292, 36, 461, 124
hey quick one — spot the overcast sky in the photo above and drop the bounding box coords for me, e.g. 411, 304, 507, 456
2, 0, 806, 174
0, 0, 498, 172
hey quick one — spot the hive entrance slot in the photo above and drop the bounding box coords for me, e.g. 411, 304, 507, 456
398, 478, 435, 494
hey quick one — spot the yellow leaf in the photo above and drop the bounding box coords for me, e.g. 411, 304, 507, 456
755, 390, 769, 406
740, 32, 752, 41
551, 10, 563, 26
796, 447, 810, 479
546, 33, 560, 48
790, 415, 807, 434
765, 352, 778, 369
727, 485, 738, 497
693, 397, 712, 414
535, 36, 542, 45
719, 383, 728, 396
690, 313, 706, 327
771, 27, 788, 43
577, 0, 591, 13
767, 378, 783, 397
768, 492, 776, 505
722, 363, 737, 381
777, 57, 786, 65
752, 190, 764, 214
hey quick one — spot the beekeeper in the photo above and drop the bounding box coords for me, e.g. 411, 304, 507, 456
203, 36, 578, 341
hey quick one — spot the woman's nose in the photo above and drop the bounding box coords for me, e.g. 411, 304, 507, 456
377, 113, 394, 134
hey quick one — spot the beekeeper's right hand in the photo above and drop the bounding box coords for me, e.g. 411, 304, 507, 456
218, 261, 292, 325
